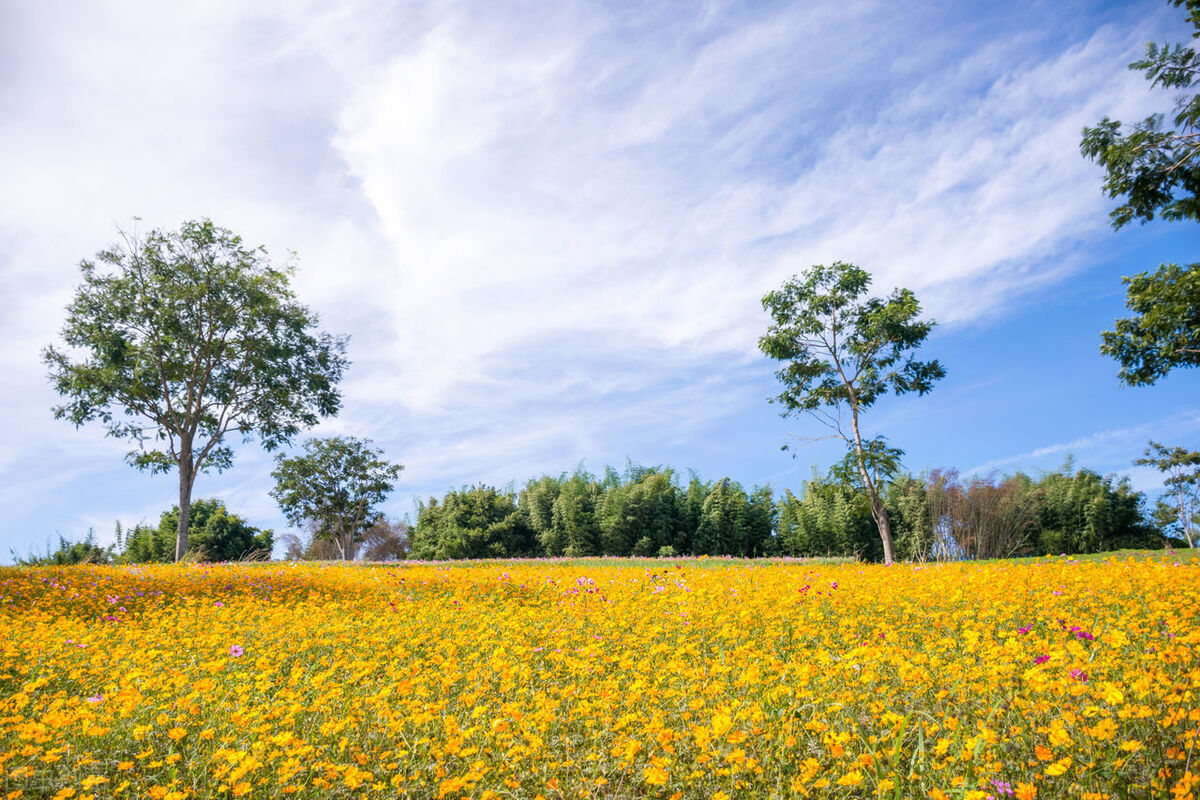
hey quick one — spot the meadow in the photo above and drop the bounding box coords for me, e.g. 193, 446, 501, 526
1, 555, 1197, 799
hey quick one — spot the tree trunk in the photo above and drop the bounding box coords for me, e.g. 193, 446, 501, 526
176, 440, 195, 562
848, 406, 896, 564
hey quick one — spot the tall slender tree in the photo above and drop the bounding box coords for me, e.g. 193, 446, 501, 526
45, 220, 348, 560
760, 262, 944, 563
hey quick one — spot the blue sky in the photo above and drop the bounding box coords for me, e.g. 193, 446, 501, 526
2, 0, 1198, 558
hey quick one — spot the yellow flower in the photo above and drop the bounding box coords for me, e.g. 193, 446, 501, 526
643, 764, 669, 786
711, 712, 734, 738
836, 770, 863, 786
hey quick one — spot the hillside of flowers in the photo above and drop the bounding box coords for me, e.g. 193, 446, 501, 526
1, 555, 1197, 799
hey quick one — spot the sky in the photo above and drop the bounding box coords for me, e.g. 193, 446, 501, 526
2, 0, 1198, 558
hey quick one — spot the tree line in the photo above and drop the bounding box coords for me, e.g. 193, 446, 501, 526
409, 458, 1171, 562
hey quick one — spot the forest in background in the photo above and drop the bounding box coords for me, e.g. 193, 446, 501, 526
406, 458, 1168, 563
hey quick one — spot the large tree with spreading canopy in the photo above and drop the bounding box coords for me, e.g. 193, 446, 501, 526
45, 219, 348, 560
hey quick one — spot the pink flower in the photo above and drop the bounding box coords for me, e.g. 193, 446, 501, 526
229, 644, 244, 658
1033, 654, 1050, 665
1070, 668, 1089, 683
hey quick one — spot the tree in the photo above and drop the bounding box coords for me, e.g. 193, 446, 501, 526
760, 262, 944, 563
1082, 1, 1200, 384
1135, 440, 1200, 547
271, 436, 403, 560
411, 484, 534, 560
521, 474, 564, 553
358, 519, 411, 561
693, 478, 752, 556
44, 219, 348, 561
774, 472, 875, 559
924, 470, 1040, 560
551, 471, 603, 557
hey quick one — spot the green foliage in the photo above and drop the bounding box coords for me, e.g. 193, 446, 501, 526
43, 219, 348, 560
118, 522, 176, 564
11, 529, 114, 566
1034, 463, 1160, 554
884, 475, 933, 561
407, 458, 1159, 562
119, 499, 272, 563
520, 475, 563, 553
598, 469, 679, 556
693, 479, 743, 556
775, 474, 878, 560
271, 437, 403, 560
1083, 3, 1200, 385
553, 470, 604, 557
1100, 263, 1200, 385
412, 485, 536, 560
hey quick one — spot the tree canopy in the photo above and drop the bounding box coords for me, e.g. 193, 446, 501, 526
1099, 263, 1200, 385
44, 219, 348, 560
407, 460, 1162, 562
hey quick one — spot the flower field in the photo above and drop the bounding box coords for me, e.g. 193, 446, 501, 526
1, 556, 1197, 799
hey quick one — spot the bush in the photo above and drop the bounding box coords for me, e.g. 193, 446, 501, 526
632, 536, 656, 557
120, 500, 272, 563
12, 529, 114, 566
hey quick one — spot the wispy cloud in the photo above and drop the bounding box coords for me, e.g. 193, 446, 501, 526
966, 410, 1200, 489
